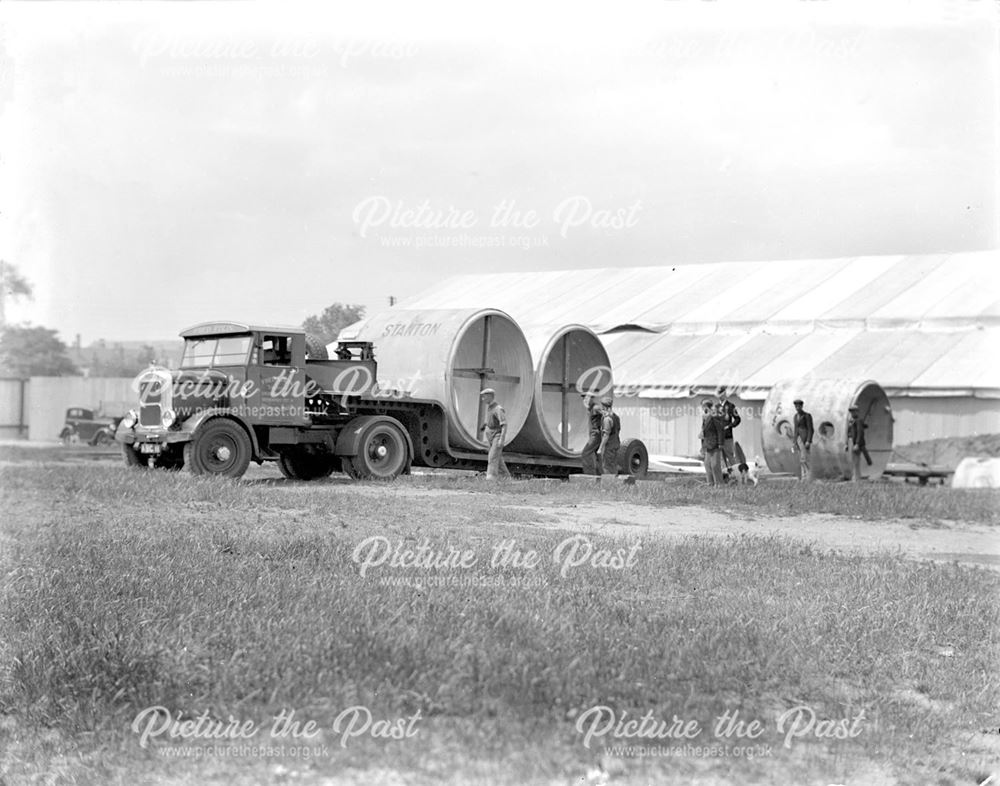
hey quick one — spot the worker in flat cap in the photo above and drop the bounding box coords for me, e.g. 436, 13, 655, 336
716, 385, 741, 480
792, 398, 814, 482
479, 388, 510, 480
845, 404, 869, 482
597, 395, 621, 475
700, 399, 726, 485
580, 395, 605, 476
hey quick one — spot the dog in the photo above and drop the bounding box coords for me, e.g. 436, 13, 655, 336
738, 457, 762, 486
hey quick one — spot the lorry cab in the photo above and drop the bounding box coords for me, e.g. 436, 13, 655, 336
116, 321, 410, 480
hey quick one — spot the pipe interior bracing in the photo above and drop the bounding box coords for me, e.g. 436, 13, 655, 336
509, 324, 613, 458
339, 308, 534, 451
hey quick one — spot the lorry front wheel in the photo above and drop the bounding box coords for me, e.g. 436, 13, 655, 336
184, 420, 252, 479
342, 421, 409, 480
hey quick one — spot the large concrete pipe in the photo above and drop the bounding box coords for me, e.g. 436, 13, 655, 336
338, 308, 534, 451
762, 379, 894, 480
508, 324, 614, 458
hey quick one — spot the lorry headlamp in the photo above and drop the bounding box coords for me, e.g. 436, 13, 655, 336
162, 409, 176, 428
121, 410, 138, 429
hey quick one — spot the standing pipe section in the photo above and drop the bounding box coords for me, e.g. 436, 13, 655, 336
762, 378, 894, 480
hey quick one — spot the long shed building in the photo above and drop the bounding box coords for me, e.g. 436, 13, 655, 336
392, 252, 999, 458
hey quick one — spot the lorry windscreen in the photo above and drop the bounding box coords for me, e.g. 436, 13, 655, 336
181, 335, 253, 368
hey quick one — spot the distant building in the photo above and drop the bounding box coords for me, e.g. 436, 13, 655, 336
68, 338, 183, 377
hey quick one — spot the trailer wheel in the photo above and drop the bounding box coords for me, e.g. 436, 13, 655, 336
304, 334, 329, 360
618, 438, 649, 479
278, 448, 338, 480
343, 420, 409, 480
184, 419, 252, 479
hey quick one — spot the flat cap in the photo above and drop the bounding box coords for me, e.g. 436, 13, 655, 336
600, 396, 613, 406
792, 398, 803, 405
848, 405, 860, 412
479, 388, 496, 397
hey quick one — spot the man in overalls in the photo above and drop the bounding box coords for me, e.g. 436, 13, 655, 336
580, 396, 604, 476
480, 388, 510, 480
597, 395, 621, 476
845, 405, 868, 482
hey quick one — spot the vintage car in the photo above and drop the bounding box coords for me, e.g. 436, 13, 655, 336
59, 407, 121, 446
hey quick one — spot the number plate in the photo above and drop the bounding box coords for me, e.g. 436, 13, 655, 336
139, 443, 162, 454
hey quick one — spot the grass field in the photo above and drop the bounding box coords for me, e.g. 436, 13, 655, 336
1, 453, 999, 785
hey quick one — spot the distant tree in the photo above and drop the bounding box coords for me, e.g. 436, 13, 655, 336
0, 325, 79, 377
88, 344, 159, 377
0, 261, 34, 325
137, 344, 157, 367
303, 303, 366, 344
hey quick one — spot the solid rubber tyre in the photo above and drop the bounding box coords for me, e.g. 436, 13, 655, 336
618, 438, 649, 479
184, 419, 252, 479
347, 421, 409, 480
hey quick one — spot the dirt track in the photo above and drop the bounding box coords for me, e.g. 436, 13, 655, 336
339, 483, 1000, 572
520, 500, 1000, 571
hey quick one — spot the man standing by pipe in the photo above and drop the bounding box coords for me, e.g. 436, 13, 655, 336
716, 385, 741, 480
581, 395, 604, 476
597, 395, 621, 476
792, 398, 814, 482
845, 404, 869, 482
479, 388, 511, 480
700, 399, 726, 486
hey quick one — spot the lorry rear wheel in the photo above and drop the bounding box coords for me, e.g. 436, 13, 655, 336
278, 449, 338, 480
343, 421, 409, 480
184, 419, 252, 479
618, 438, 649, 479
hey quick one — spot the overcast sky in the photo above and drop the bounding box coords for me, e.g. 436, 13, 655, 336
0, 0, 996, 343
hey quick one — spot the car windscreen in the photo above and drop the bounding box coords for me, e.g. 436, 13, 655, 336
181, 335, 252, 367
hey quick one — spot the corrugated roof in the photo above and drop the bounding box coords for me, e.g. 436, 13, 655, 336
392, 251, 999, 395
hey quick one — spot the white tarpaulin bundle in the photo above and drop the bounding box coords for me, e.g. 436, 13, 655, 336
951, 457, 1000, 488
